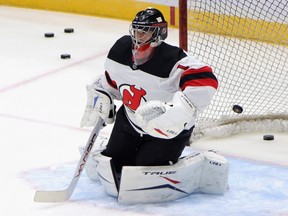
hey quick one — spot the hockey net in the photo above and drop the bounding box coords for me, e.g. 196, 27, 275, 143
180, 0, 288, 140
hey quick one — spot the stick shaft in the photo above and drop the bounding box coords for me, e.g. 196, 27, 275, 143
34, 118, 104, 202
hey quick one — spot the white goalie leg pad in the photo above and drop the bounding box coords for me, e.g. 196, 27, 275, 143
96, 153, 118, 197
79, 137, 108, 181
84, 152, 100, 181
198, 151, 229, 194
118, 152, 204, 204
84, 149, 106, 181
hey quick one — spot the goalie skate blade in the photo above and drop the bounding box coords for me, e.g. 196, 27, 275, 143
34, 190, 71, 202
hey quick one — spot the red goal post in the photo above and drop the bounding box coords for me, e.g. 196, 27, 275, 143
179, 0, 188, 51
178, 0, 288, 140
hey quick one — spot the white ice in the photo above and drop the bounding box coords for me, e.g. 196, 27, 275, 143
1, 6, 288, 216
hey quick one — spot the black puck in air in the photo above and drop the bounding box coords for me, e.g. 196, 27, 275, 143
232, 105, 243, 114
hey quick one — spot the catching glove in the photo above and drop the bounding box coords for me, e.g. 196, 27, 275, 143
135, 91, 196, 139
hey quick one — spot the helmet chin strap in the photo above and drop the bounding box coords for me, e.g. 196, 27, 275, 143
150, 35, 163, 47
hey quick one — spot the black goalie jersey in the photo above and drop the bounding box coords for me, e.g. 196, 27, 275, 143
98, 35, 218, 134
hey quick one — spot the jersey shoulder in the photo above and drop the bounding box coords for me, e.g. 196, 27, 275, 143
107, 35, 133, 66
159, 42, 187, 60
106, 36, 188, 78
139, 42, 187, 78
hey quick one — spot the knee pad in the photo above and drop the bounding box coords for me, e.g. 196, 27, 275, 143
79, 137, 108, 181
96, 153, 119, 197
198, 151, 229, 194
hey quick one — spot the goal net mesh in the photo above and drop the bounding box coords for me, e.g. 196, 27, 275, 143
186, 0, 288, 139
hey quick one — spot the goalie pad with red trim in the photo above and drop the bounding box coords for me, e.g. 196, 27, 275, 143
117, 150, 229, 204
84, 148, 229, 204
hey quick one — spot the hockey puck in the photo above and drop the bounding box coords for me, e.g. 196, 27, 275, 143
232, 105, 243, 114
64, 28, 74, 33
263, 135, 274, 141
60, 54, 71, 59
44, 32, 54, 38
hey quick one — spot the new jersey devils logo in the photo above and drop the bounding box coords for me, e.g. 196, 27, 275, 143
120, 84, 146, 111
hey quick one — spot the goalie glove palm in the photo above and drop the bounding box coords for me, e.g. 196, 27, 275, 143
80, 85, 115, 127
135, 91, 196, 139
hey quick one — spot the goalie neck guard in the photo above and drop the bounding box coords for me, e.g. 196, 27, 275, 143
129, 8, 168, 65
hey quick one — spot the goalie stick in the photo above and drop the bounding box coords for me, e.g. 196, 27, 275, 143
34, 117, 104, 202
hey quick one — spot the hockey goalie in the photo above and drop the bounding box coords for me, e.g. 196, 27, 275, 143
80, 8, 229, 204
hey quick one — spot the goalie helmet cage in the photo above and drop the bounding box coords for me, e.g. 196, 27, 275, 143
178, 0, 288, 140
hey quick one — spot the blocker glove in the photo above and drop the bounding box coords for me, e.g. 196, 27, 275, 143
80, 84, 115, 127
135, 91, 196, 139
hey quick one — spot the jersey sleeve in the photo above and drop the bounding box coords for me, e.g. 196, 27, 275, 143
90, 72, 121, 100
101, 71, 121, 100
177, 55, 218, 113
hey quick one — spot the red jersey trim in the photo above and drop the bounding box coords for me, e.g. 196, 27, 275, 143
180, 66, 218, 90
105, 71, 118, 89
181, 79, 218, 90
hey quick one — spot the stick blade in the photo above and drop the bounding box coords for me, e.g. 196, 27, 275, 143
34, 118, 104, 203
34, 189, 71, 202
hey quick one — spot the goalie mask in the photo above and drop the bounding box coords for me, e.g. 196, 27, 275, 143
129, 8, 168, 65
